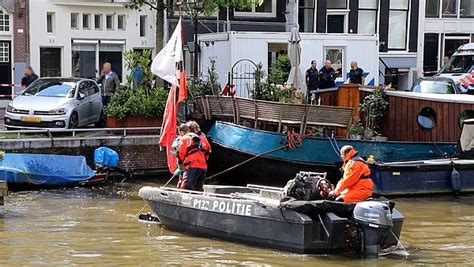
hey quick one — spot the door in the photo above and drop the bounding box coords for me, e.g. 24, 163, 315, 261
0, 41, 12, 98
40, 48, 61, 77
99, 44, 123, 82
88, 83, 103, 122
76, 81, 92, 125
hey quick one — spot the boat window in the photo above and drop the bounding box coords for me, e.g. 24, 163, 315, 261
439, 54, 474, 74
417, 107, 436, 129
459, 110, 474, 129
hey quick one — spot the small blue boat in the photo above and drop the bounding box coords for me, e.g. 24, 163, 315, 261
370, 159, 474, 195
370, 118, 474, 195
0, 154, 96, 186
207, 121, 457, 185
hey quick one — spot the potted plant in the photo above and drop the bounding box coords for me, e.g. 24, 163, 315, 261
359, 87, 389, 140
349, 123, 365, 140
105, 50, 168, 128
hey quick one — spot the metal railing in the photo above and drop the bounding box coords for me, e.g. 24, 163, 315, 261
0, 127, 162, 140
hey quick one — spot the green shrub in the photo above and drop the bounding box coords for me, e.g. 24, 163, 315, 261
105, 87, 168, 121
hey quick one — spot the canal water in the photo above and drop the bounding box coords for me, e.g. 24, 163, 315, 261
0, 179, 473, 265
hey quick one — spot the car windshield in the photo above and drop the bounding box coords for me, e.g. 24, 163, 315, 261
412, 80, 456, 94
23, 81, 75, 98
439, 55, 474, 74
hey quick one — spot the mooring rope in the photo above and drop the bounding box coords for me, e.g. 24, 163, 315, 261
205, 131, 307, 181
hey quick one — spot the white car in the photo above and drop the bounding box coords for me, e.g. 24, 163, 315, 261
5, 78, 103, 129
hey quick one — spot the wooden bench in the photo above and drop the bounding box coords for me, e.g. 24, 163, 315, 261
206, 96, 235, 122
196, 95, 353, 137
235, 98, 257, 127
305, 105, 354, 136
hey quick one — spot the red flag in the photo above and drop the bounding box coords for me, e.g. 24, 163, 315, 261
178, 68, 187, 102
159, 85, 178, 173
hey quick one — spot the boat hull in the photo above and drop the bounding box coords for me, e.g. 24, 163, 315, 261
207, 121, 457, 186
139, 186, 403, 254
371, 159, 474, 195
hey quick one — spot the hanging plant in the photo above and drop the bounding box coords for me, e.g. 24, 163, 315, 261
359, 88, 389, 137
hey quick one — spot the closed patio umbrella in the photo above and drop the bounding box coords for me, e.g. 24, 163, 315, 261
286, 27, 304, 93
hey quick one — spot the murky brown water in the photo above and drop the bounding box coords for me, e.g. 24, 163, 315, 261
0, 179, 473, 265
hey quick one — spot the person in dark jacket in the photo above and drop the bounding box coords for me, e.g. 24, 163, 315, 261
97, 62, 120, 106
349, 61, 365, 85
319, 60, 336, 89
21, 67, 39, 88
305, 60, 319, 103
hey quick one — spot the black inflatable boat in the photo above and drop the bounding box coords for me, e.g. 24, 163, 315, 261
139, 172, 404, 256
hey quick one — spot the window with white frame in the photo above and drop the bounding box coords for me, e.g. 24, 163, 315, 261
0, 42, 9, 63
426, 0, 474, 18
83, 14, 91, 30
460, 0, 474, 17
0, 10, 10, 32
118, 15, 126, 30
299, 0, 315, 33
358, 0, 378, 35
95, 14, 102, 30
234, 0, 276, 17
442, 0, 457, 17
326, 0, 349, 33
71, 13, 79, 29
325, 47, 344, 77
106, 15, 114, 30
426, 0, 440, 17
139, 15, 147, 37
327, 0, 347, 9
46, 12, 55, 33
388, 0, 409, 50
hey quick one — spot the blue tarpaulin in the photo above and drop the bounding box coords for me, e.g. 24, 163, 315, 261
0, 154, 95, 185
94, 147, 119, 168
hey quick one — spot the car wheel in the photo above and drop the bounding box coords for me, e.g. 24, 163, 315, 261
68, 112, 79, 129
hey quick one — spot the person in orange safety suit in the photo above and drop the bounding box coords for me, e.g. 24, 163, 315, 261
329, 145, 373, 202
175, 123, 208, 191
187, 121, 211, 160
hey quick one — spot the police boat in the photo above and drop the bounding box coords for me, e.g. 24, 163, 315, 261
138, 172, 404, 256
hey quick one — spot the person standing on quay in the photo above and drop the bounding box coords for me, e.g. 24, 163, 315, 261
305, 60, 319, 103
21, 67, 39, 88
97, 62, 120, 106
319, 60, 336, 89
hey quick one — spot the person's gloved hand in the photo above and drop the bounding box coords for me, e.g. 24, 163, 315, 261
173, 169, 182, 178
328, 190, 336, 200
173, 164, 184, 177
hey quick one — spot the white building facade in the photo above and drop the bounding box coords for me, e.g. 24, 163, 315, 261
0, 1, 13, 95
420, 0, 474, 75
29, 0, 156, 81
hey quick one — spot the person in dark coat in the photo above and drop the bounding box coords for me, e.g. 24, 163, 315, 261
21, 67, 39, 88
97, 62, 120, 106
319, 60, 336, 89
349, 61, 365, 85
305, 60, 319, 103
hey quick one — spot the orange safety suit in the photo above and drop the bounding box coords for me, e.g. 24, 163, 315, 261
199, 133, 212, 160
334, 148, 373, 202
177, 133, 208, 170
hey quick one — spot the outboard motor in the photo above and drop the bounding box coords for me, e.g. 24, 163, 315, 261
353, 201, 393, 257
